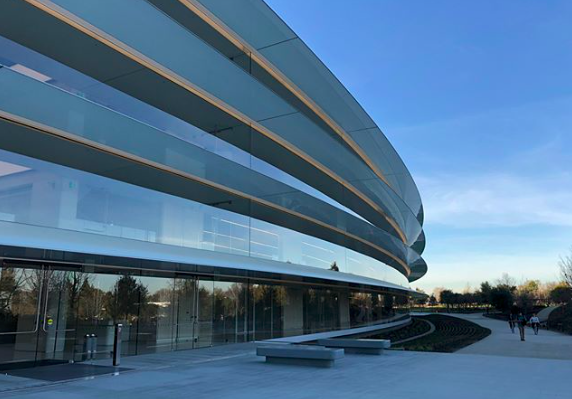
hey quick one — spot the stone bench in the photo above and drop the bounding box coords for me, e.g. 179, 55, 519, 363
317, 339, 390, 355
256, 345, 344, 368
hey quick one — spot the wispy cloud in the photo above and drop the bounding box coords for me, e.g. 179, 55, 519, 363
418, 172, 572, 228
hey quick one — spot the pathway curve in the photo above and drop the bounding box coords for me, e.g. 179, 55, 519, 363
451, 313, 572, 360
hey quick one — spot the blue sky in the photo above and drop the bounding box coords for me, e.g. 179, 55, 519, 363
266, 0, 572, 292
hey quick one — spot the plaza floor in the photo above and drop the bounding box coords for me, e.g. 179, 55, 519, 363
453, 312, 572, 360
1, 315, 571, 399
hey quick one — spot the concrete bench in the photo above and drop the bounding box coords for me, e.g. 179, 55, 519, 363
317, 339, 390, 355
256, 345, 344, 368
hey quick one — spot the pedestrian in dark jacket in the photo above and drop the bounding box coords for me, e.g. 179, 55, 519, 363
517, 313, 527, 341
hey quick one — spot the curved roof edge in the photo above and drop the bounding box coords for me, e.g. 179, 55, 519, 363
188, 0, 424, 221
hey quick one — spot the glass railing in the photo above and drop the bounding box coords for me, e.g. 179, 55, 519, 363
0, 148, 411, 288
0, 35, 370, 225
29, 0, 424, 244
0, 65, 424, 274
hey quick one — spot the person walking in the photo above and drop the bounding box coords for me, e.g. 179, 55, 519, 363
517, 312, 527, 341
508, 313, 516, 333
529, 313, 540, 335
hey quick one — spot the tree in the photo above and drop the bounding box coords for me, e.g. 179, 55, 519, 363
428, 295, 437, 307
496, 273, 516, 289
537, 282, 557, 306
550, 284, 572, 304
480, 281, 493, 305
559, 248, 572, 289
432, 287, 446, 303
413, 288, 427, 306
490, 285, 514, 312
516, 280, 540, 313
440, 290, 454, 312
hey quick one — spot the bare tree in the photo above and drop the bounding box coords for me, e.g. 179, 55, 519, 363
496, 273, 516, 289
559, 248, 572, 288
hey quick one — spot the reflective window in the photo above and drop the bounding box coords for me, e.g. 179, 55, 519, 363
0, 263, 409, 367
0, 35, 369, 223
0, 149, 409, 287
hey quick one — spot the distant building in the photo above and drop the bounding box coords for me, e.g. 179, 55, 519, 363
0, 0, 426, 367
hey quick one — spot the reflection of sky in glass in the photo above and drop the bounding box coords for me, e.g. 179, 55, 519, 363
0, 35, 368, 224
0, 149, 408, 287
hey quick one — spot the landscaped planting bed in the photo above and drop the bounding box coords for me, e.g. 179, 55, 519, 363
357, 317, 432, 343
393, 315, 491, 353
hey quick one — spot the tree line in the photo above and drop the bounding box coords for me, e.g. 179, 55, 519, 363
414, 275, 571, 313
415, 249, 572, 313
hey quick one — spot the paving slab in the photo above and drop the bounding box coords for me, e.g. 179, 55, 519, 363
450, 313, 572, 360
1, 339, 570, 399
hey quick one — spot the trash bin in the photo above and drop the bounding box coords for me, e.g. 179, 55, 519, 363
83, 334, 92, 361
90, 334, 98, 359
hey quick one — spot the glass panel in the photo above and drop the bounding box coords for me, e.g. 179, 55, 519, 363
0, 23, 422, 244
76, 272, 140, 358
196, 279, 213, 348
136, 275, 175, 355
251, 284, 273, 341
35, 269, 78, 363
0, 148, 411, 287
212, 281, 243, 345
0, 265, 411, 366
197, 0, 297, 49
51, 0, 294, 122
258, 37, 376, 132
0, 263, 42, 365
0, 34, 373, 222
174, 277, 197, 351
349, 292, 370, 328
302, 287, 340, 334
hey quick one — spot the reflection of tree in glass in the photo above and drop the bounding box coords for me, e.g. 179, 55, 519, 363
67, 272, 92, 312
143, 285, 174, 323
0, 268, 24, 314
0, 267, 43, 332
105, 275, 148, 323
0, 268, 24, 332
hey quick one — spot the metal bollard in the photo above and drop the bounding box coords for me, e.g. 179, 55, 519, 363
113, 324, 122, 366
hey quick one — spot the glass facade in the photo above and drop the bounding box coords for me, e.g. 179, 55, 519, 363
0, 0, 423, 245
0, 261, 408, 365
0, 35, 367, 224
0, 149, 409, 288
0, 0, 426, 369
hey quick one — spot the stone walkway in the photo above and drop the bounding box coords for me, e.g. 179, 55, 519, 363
1, 314, 571, 398
452, 313, 572, 360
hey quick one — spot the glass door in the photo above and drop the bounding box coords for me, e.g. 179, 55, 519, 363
0, 263, 43, 368
174, 277, 198, 350
0, 262, 79, 368
35, 267, 79, 365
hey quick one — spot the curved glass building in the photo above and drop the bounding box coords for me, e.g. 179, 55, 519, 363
0, 0, 426, 367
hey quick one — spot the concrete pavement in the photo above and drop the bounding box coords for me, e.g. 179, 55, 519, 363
0, 339, 570, 398
451, 313, 572, 360
1, 314, 571, 398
